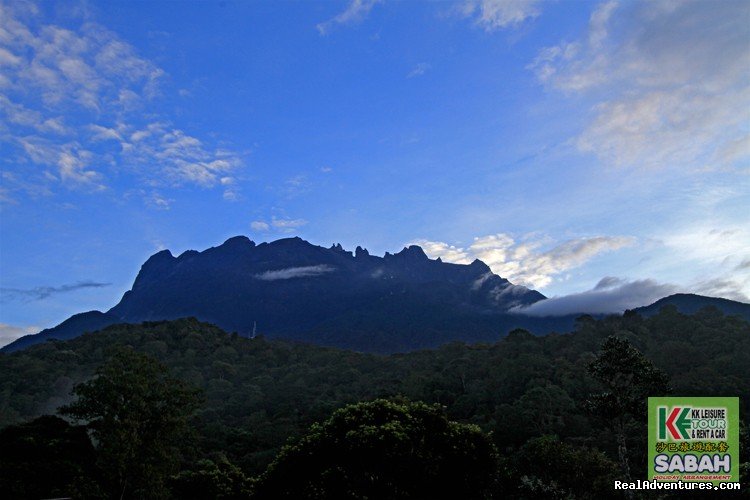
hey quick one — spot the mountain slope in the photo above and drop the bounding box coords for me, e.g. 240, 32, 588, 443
1, 311, 121, 353
1, 311, 748, 475
4, 237, 550, 353
108, 236, 545, 332
633, 293, 750, 322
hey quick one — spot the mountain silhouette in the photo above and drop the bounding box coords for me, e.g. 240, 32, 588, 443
3, 237, 748, 353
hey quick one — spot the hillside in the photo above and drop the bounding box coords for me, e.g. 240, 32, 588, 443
2, 306, 748, 481
634, 293, 750, 322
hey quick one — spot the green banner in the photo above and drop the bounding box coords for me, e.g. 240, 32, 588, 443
648, 397, 739, 484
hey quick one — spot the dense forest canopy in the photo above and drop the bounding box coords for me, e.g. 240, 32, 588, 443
1, 305, 748, 498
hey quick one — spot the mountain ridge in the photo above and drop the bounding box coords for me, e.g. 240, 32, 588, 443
3, 236, 748, 353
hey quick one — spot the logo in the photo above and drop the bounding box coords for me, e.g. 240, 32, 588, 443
658, 407, 691, 440
648, 397, 739, 484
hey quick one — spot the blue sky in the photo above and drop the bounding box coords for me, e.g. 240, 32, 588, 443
1, 0, 749, 345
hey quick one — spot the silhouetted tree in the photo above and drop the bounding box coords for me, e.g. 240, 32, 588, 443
60, 347, 202, 499
254, 399, 496, 499
170, 457, 254, 499
498, 435, 619, 499
586, 336, 670, 485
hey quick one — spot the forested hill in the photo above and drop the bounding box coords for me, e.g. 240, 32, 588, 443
634, 293, 750, 321
1, 306, 748, 486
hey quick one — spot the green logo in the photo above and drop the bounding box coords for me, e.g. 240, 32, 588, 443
648, 397, 739, 484
657, 406, 691, 440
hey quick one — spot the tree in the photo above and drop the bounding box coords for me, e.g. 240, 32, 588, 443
586, 336, 670, 484
254, 399, 497, 499
170, 457, 254, 499
60, 347, 202, 499
498, 435, 619, 499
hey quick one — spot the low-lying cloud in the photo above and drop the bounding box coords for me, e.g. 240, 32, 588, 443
513, 276, 678, 316
254, 265, 335, 281
0, 280, 111, 301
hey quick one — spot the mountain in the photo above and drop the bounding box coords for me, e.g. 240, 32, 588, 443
1, 311, 121, 353
3, 237, 748, 354
632, 293, 750, 322
3, 236, 556, 353
108, 236, 545, 330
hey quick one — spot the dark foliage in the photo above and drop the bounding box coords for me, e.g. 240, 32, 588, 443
0, 305, 748, 498
255, 399, 496, 499
0, 415, 102, 498
60, 348, 202, 499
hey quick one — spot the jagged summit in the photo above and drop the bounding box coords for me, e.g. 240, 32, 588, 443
3, 236, 550, 353
3, 237, 748, 354
394, 245, 429, 260
222, 235, 255, 247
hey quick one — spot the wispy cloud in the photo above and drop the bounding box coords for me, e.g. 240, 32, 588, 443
513, 276, 678, 316
254, 265, 335, 281
282, 174, 312, 197
416, 240, 473, 265
693, 278, 749, 303
407, 62, 430, 79
250, 220, 270, 232
460, 0, 541, 31
1, 280, 111, 301
316, 0, 382, 36
528, 0, 750, 172
271, 217, 308, 230
412, 233, 634, 289
250, 217, 308, 234
122, 122, 243, 190
0, 2, 244, 203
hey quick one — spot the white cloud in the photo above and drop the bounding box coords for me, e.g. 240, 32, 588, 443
529, 0, 750, 171
250, 217, 308, 233
515, 276, 678, 316
89, 124, 122, 142
412, 233, 634, 289
0, 47, 22, 66
316, 0, 382, 36
255, 265, 335, 281
461, 0, 541, 31
144, 190, 173, 210
0, 323, 39, 348
271, 217, 308, 230
56, 147, 105, 189
693, 278, 749, 303
250, 220, 270, 231
407, 62, 430, 79
661, 225, 750, 269
655, 224, 750, 300
410, 239, 472, 264
0, 3, 244, 202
